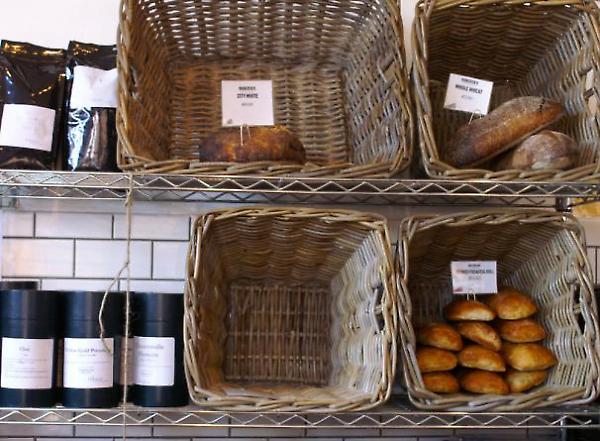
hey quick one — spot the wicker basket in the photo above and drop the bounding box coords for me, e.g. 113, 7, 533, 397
183, 207, 397, 411
412, 0, 600, 182
397, 210, 600, 411
116, 0, 413, 178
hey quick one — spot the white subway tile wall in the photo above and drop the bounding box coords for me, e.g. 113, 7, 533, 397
0, 208, 579, 441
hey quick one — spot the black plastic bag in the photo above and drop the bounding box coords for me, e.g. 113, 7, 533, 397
0, 41, 66, 170
65, 41, 118, 172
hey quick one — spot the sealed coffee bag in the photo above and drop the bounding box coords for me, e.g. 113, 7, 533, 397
0, 41, 66, 169
65, 41, 118, 172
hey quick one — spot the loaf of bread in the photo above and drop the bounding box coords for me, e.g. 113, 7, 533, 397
505, 369, 548, 393
495, 130, 578, 171
486, 288, 537, 320
445, 299, 496, 322
423, 372, 460, 394
458, 345, 506, 372
417, 347, 458, 373
459, 370, 509, 395
455, 322, 502, 351
443, 97, 564, 168
417, 323, 463, 351
198, 125, 306, 163
497, 318, 546, 343
502, 343, 557, 371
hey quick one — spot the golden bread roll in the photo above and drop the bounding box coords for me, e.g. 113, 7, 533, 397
502, 343, 557, 371
443, 96, 565, 168
497, 318, 546, 343
505, 369, 548, 393
417, 323, 463, 351
486, 288, 537, 320
198, 125, 306, 163
422, 372, 460, 394
455, 321, 502, 351
458, 345, 506, 372
459, 370, 510, 395
444, 299, 496, 322
417, 347, 458, 373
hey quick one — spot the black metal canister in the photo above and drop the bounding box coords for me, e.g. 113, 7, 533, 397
0, 290, 59, 407
131, 293, 187, 407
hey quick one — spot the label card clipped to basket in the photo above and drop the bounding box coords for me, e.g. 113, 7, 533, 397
221, 80, 275, 127
444, 74, 494, 115
451, 261, 498, 295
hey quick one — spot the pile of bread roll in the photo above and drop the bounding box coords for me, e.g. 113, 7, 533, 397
417, 287, 557, 395
443, 96, 578, 172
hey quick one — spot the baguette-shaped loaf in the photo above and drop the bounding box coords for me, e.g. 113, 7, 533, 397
443, 97, 565, 168
495, 130, 578, 171
198, 125, 306, 163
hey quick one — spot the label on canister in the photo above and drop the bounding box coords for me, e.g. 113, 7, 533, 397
63, 338, 114, 389
133, 336, 175, 387
0, 338, 54, 389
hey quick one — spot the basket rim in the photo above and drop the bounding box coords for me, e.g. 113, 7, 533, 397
411, 0, 600, 183
396, 208, 600, 410
183, 205, 398, 412
115, 0, 414, 178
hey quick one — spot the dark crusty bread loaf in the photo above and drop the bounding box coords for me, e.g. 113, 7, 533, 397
443, 97, 565, 168
495, 130, 578, 171
198, 125, 306, 163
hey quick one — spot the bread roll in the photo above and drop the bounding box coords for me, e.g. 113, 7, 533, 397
198, 125, 306, 163
455, 322, 502, 351
445, 299, 496, 322
423, 372, 460, 394
459, 370, 509, 395
505, 369, 548, 393
417, 323, 463, 351
417, 347, 458, 373
486, 288, 537, 320
502, 343, 557, 371
443, 97, 565, 168
495, 130, 578, 171
458, 345, 506, 372
497, 318, 546, 343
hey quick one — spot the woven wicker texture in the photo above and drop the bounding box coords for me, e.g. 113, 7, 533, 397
413, 0, 600, 181
397, 210, 600, 411
117, 0, 413, 177
184, 207, 397, 411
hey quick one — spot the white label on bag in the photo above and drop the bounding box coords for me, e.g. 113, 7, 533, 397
1, 338, 54, 389
133, 336, 175, 387
63, 338, 114, 389
0, 104, 56, 151
444, 74, 494, 115
451, 261, 498, 295
70, 66, 118, 109
221, 80, 275, 127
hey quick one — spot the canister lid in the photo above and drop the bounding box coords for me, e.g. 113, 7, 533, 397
0, 290, 59, 321
131, 292, 183, 322
64, 291, 123, 323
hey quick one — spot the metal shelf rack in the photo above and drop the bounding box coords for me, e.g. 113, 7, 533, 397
0, 399, 599, 429
0, 170, 598, 206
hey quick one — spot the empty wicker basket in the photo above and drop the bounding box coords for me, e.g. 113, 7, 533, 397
117, 0, 413, 178
184, 207, 397, 411
397, 210, 600, 410
413, 0, 600, 181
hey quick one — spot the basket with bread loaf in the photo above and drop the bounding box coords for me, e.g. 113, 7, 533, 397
413, 0, 600, 182
397, 210, 600, 410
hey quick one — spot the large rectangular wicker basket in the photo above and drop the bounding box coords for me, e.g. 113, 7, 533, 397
183, 207, 397, 412
116, 0, 413, 178
397, 210, 600, 411
412, 0, 600, 182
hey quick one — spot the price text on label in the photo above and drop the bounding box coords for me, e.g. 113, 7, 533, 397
221, 80, 275, 127
451, 261, 498, 295
444, 74, 494, 115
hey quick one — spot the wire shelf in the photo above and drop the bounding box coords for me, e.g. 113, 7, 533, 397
0, 399, 598, 429
0, 170, 597, 206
